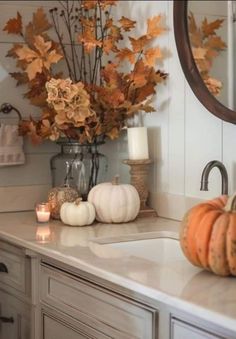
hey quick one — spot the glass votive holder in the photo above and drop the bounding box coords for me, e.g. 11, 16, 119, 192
35, 202, 51, 223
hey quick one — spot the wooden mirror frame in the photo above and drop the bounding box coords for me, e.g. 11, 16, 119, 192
173, 0, 236, 123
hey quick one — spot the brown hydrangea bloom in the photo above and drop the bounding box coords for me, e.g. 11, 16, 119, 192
46, 78, 94, 128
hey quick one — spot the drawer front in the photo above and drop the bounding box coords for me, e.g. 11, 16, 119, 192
41, 264, 156, 339
0, 241, 31, 296
0, 290, 31, 339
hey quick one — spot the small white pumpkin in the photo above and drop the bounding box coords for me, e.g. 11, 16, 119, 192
60, 198, 95, 226
88, 176, 140, 223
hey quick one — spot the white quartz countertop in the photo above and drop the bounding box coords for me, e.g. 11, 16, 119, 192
0, 212, 236, 333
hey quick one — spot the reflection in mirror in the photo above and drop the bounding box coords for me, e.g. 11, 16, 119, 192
188, 1, 233, 109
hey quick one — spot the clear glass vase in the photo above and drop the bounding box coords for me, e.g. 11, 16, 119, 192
50, 140, 108, 199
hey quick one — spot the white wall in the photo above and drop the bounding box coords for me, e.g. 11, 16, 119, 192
0, 1, 235, 220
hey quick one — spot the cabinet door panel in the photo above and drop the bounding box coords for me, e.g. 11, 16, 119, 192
44, 316, 85, 339
171, 318, 224, 339
0, 290, 30, 339
42, 313, 111, 339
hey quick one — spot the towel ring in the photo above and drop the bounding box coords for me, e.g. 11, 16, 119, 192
0, 103, 22, 121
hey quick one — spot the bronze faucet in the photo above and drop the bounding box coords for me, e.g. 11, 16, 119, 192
200, 160, 228, 195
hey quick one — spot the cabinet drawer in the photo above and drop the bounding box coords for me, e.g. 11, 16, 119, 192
40, 264, 156, 339
0, 290, 31, 339
0, 240, 31, 297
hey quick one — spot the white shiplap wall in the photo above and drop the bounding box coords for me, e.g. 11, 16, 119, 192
0, 1, 235, 220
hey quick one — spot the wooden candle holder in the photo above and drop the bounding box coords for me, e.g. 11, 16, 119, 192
123, 159, 157, 218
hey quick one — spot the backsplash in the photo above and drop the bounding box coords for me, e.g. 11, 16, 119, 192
0, 1, 235, 219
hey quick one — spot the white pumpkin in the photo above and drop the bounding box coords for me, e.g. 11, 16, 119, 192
60, 198, 95, 226
88, 177, 140, 223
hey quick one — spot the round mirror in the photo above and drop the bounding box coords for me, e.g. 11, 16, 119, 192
174, 0, 236, 123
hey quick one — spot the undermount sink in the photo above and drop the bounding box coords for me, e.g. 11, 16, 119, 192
101, 231, 186, 264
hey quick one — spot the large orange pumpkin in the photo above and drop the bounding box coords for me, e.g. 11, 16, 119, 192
180, 194, 236, 277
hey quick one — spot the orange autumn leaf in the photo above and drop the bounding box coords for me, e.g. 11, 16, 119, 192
6, 43, 23, 58
129, 36, 149, 53
188, 13, 202, 47
205, 48, 218, 61
99, 0, 117, 9
101, 63, 122, 86
107, 88, 125, 107
15, 35, 62, 80
205, 36, 226, 50
202, 18, 224, 37
26, 59, 44, 80
43, 49, 62, 69
3, 12, 22, 35
103, 37, 119, 54
119, 16, 136, 32
80, 36, 102, 53
204, 77, 222, 96
192, 47, 207, 60
82, 0, 97, 10
78, 18, 102, 53
9, 72, 28, 86
25, 36, 48, 57
109, 25, 122, 42
144, 47, 162, 66
129, 60, 149, 87
25, 8, 52, 46
116, 48, 135, 64
135, 83, 156, 103
188, 12, 197, 35
105, 18, 113, 29
32, 7, 52, 33
15, 45, 38, 62
147, 15, 166, 38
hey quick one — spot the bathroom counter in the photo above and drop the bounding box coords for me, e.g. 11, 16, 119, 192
0, 211, 235, 335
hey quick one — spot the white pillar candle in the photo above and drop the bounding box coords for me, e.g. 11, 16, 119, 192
127, 127, 149, 160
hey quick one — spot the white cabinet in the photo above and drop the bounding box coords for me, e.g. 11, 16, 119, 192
171, 318, 224, 339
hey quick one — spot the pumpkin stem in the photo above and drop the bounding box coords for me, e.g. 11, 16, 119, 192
74, 198, 82, 205
224, 193, 236, 212
112, 175, 120, 185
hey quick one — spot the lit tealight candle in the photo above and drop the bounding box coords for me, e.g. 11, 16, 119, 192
35, 202, 51, 223
127, 127, 149, 160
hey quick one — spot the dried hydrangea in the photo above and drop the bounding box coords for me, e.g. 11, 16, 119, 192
46, 78, 94, 127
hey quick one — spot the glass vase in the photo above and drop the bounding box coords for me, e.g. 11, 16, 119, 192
50, 140, 108, 199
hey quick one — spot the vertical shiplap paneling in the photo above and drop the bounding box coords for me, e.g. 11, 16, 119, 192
222, 122, 236, 195
167, 0, 185, 196
140, 0, 170, 196
184, 82, 223, 199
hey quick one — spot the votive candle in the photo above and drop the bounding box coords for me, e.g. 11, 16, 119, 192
35, 202, 50, 223
127, 127, 149, 160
